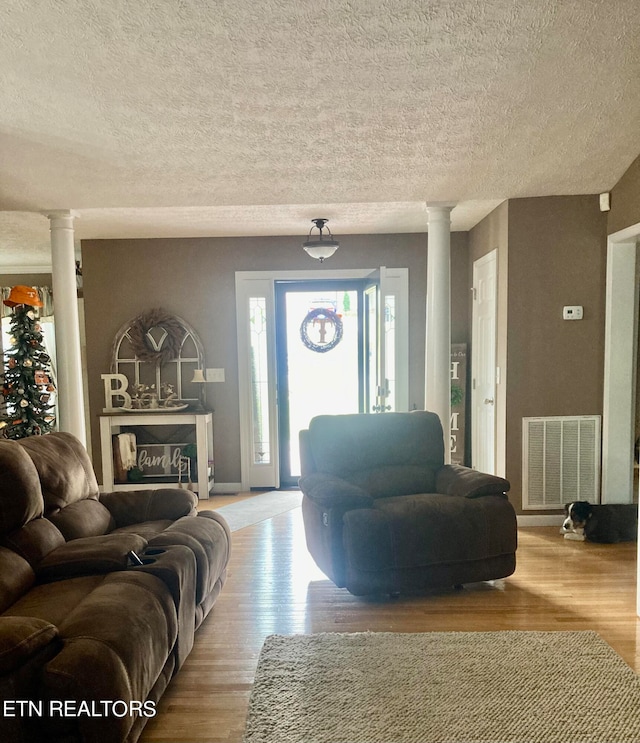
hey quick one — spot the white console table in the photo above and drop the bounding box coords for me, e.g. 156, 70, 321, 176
100, 411, 214, 499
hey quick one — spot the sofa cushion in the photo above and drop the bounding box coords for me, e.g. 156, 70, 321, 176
298, 473, 373, 509
0, 547, 35, 613
344, 464, 438, 498
3, 518, 65, 567
4, 575, 107, 627
46, 498, 115, 541
0, 440, 44, 536
100, 488, 197, 526
343, 493, 518, 571
19, 431, 100, 512
307, 411, 444, 478
111, 519, 175, 541
0, 616, 58, 674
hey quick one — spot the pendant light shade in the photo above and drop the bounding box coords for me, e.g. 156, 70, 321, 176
302, 218, 339, 262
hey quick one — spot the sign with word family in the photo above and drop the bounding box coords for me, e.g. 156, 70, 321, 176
450, 344, 467, 465
137, 444, 189, 478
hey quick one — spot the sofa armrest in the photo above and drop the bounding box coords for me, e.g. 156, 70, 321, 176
299, 473, 374, 510
0, 616, 58, 674
435, 464, 510, 499
99, 488, 197, 527
36, 533, 148, 581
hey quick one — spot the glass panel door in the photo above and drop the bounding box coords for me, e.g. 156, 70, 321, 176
235, 275, 279, 489
364, 267, 392, 413
236, 268, 409, 490
364, 282, 378, 412
276, 281, 362, 486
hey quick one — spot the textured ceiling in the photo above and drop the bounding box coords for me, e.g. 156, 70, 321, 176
1, 0, 640, 269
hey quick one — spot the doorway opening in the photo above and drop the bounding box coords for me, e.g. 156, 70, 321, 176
236, 267, 408, 491
275, 280, 369, 487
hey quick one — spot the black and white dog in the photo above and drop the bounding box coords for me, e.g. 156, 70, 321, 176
561, 501, 638, 543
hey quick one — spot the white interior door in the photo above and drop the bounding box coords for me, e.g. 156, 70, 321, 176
472, 250, 497, 474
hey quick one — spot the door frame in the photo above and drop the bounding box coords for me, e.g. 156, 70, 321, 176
600, 221, 640, 617
235, 267, 409, 490
602, 223, 640, 506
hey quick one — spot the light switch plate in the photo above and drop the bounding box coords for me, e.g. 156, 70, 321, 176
206, 368, 225, 382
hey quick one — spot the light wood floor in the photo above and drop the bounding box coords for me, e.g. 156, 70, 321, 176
139, 498, 639, 743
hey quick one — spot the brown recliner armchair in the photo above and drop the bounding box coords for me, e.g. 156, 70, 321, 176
299, 411, 517, 596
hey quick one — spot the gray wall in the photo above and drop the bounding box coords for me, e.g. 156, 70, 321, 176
510, 197, 606, 512
469, 196, 608, 514
82, 232, 470, 483
608, 153, 640, 235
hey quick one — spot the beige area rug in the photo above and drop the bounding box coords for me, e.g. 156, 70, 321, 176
243, 631, 640, 743
215, 490, 302, 532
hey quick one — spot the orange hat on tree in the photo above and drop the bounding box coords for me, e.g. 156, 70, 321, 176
3, 285, 43, 308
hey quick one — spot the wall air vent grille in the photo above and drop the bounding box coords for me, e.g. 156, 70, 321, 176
522, 416, 601, 510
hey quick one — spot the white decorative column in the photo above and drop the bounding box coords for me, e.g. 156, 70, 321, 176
425, 204, 454, 463
47, 210, 87, 446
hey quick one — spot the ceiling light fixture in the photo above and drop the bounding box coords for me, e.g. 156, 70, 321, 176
302, 218, 339, 263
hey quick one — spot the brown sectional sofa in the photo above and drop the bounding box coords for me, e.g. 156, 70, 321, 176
0, 432, 230, 743
299, 411, 517, 596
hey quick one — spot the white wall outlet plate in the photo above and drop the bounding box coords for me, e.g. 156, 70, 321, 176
563, 306, 584, 320
206, 368, 225, 383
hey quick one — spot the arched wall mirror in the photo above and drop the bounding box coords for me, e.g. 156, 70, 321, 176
110, 309, 206, 410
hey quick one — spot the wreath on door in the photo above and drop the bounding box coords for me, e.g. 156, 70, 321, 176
300, 308, 343, 353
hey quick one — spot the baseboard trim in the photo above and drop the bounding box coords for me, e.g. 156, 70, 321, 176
210, 482, 243, 495
517, 514, 564, 527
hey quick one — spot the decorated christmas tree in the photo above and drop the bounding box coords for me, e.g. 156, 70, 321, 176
1, 286, 56, 438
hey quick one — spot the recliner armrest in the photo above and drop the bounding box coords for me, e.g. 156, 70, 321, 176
99, 488, 197, 527
435, 464, 510, 499
299, 473, 374, 510
36, 533, 148, 581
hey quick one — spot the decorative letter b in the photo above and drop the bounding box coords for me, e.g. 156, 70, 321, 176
102, 373, 132, 411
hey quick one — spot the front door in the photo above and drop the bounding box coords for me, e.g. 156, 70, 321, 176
275, 281, 364, 487
235, 267, 409, 490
